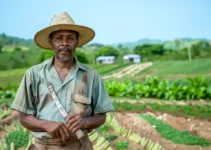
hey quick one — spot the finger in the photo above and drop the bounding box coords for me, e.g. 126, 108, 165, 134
65, 115, 73, 122
49, 127, 58, 139
55, 130, 61, 139
51, 132, 56, 139
66, 116, 79, 129
59, 127, 66, 142
70, 119, 81, 132
65, 114, 77, 122
62, 125, 71, 139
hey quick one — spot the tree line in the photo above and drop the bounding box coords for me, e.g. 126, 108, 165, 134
0, 33, 211, 70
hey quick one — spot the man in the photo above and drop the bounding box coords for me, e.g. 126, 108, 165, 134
11, 12, 113, 150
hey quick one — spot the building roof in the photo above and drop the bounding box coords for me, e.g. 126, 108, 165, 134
123, 54, 140, 59
96, 56, 116, 61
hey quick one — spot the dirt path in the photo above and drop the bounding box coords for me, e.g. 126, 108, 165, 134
114, 112, 211, 150
103, 62, 153, 79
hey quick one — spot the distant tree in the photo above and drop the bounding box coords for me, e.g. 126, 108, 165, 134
87, 43, 104, 48
0, 33, 7, 52
174, 39, 181, 50
95, 46, 119, 58
134, 44, 164, 55
134, 44, 164, 61
117, 44, 123, 50
190, 41, 211, 59
14, 47, 22, 52
39, 51, 54, 63
75, 49, 88, 63
0, 33, 34, 47
0, 41, 3, 52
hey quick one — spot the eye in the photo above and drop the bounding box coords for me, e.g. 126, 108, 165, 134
56, 37, 62, 40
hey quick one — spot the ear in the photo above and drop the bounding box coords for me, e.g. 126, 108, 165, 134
48, 38, 52, 45
75, 40, 79, 47
48, 38, 54, 49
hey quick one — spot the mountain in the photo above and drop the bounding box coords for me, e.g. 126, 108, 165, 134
0, 33, 34, 47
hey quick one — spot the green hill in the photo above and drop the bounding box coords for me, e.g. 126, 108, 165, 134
136, 59, 211, 80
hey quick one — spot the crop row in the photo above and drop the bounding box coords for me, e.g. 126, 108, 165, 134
105, 76, 211, 100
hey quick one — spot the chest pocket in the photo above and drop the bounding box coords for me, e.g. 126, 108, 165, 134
72, 94, 92, 117
72, 73, 92, 117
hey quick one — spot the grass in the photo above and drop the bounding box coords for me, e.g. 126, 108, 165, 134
136, 59, 211, 79
2, 46, 29, 52
88, 63, 131, 75
0, 68, 28, 78
0, 68, 28, 90
112, 101, 211, 118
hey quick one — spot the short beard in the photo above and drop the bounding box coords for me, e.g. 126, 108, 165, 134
55, 48, 74, 62
55, 54, 72, 62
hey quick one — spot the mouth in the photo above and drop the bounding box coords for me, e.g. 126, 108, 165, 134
59, 51, 70, 54
58, 47, 71, 52
58, 48, 71, 55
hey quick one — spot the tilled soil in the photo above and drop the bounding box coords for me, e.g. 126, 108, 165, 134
1, 108, 211, 149
114, 112, 211, 150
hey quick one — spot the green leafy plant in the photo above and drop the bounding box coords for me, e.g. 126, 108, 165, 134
105, 76, 211, 100
104, 135, 118, 141
140, 114, 211, 147
115, 141, 129, 150
97, 124, 111, 134
5, 130, 29, 150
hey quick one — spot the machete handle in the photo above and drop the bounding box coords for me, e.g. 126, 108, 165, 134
76, 129, 85, 139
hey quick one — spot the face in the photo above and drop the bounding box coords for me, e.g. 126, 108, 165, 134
49, 30, 78, 62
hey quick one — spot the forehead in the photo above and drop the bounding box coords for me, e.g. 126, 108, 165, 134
51, 30, 77, 36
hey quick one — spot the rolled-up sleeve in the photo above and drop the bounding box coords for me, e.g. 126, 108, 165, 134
92, 72, 114, 114
11, 70, 36, 115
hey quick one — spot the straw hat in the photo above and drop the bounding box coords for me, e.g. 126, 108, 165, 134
34, 12, 95, 49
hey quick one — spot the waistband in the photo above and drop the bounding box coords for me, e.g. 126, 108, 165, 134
33, 136, 82, 147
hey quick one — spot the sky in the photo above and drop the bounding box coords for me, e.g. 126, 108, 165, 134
0, 0, 210, 45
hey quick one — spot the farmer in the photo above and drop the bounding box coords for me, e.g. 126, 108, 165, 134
11, 12, 113, 150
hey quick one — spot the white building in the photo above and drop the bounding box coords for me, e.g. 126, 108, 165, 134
123, 54, 141, 63
96, 56, 116, 64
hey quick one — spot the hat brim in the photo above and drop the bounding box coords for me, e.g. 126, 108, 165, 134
34, 24, 95, 50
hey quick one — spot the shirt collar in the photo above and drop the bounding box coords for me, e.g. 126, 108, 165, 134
46, 56, 87, 71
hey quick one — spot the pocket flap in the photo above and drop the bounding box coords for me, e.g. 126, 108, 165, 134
73, 94, 91, 104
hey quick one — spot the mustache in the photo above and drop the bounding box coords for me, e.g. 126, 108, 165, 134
58, 48, 71, 53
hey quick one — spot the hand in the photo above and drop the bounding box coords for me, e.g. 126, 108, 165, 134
65, 114, 83, 132
44, 121, 70, 142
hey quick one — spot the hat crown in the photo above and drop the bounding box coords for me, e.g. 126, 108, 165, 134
35, 12, 95, 49
50, 12, 75, 26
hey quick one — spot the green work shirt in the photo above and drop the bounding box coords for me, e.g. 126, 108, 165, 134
11, 57, 114, 139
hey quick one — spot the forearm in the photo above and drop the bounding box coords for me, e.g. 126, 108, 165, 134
18, 111, 50, 132
82, 113, 106, 130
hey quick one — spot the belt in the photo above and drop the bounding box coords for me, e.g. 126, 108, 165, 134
33, 137, 82, 148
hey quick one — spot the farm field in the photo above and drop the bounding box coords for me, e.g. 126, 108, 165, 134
1, 58, 211, 90
1, 97, 211, 150
0, 59, 211, 149
110, 98, 211, 149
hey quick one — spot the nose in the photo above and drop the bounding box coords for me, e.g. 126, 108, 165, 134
61, 38, 69, 46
